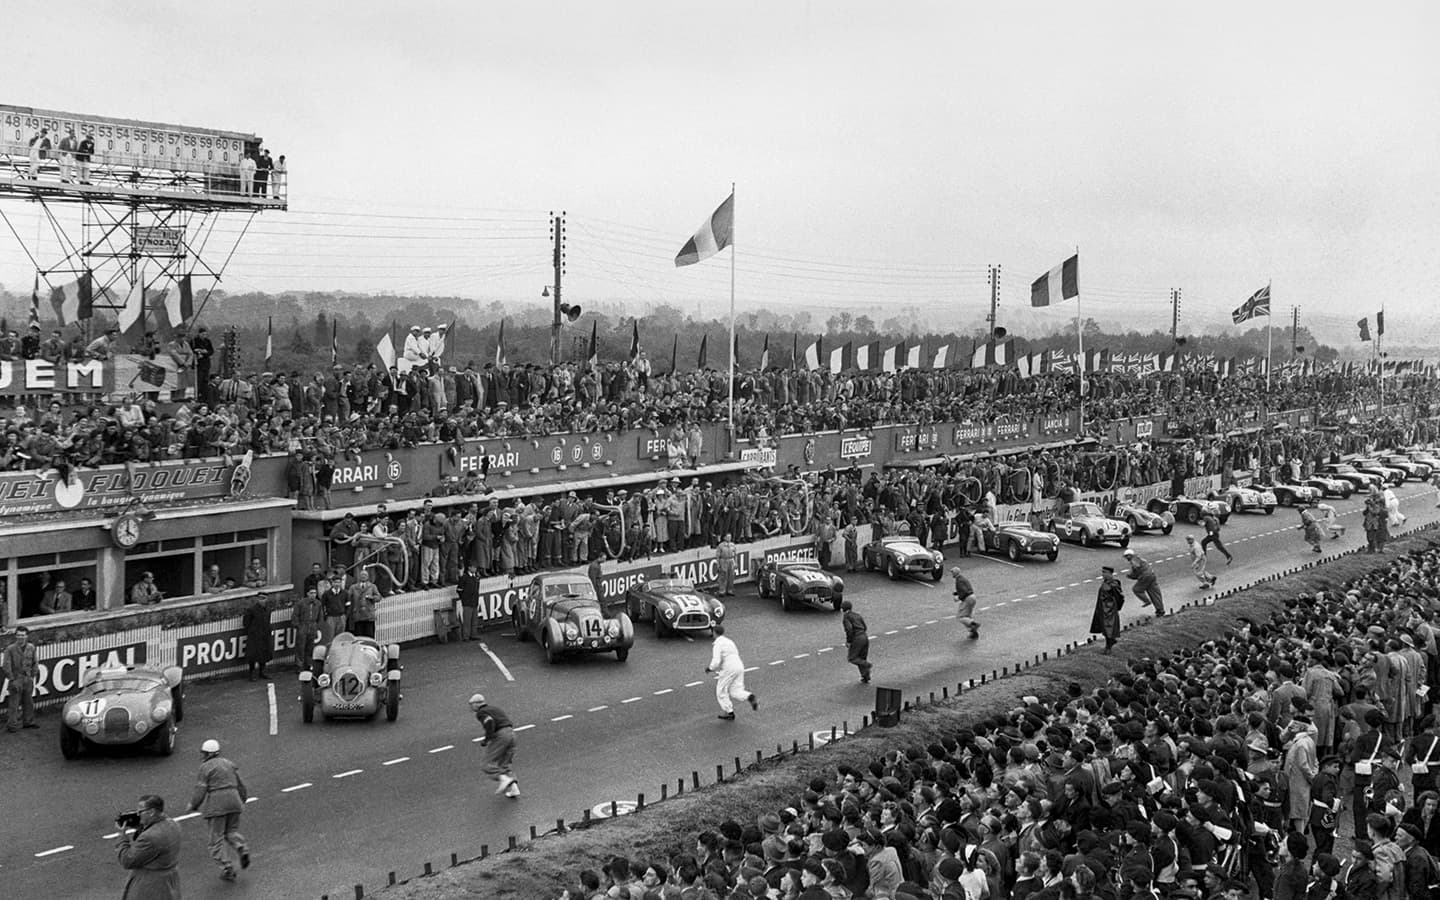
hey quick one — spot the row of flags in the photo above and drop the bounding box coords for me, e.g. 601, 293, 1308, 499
25, 270, 197, 338
1357, 312, 1385, 342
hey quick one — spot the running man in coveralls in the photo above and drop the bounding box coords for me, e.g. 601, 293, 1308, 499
952, 566, 979, 639
705, 624, 758, 720
841, 600, 872, 683
470, 693, 519, 798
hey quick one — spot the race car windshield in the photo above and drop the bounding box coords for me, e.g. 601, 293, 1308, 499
544, 581, 596, 599
1068, 503, 1102, 517
645, 579, 694, 591
90, 677, 160, 694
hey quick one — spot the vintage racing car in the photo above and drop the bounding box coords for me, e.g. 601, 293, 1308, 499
1302, 473, 1354, 499
60, 664, 185, 759
1377, 454, 1431, 481
1146, 495, 1230, 526
625, 577, 725, 637
1264, 480, 1321, 507
512, 573, 634, 663
1344, 456, 1408, 486
299, 632, 402, 723
1220, 484, 1277, 515
861, 536, 945, 581
757, 560, 845, 611
1317, 462, 1383, 492
1046, 501, 1131, 548
977, 522, 1060, 562
1111, 497, 1174, 535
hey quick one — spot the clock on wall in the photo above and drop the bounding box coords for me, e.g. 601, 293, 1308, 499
111, 511, 143, 548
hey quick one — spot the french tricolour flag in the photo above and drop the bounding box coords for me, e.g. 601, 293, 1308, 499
675, 193, 735, 267
1030, 254, 1079, 307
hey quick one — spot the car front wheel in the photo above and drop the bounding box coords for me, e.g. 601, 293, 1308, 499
1264, 506, 1275, 515
1119, 535, 1131, 548
1046, 549, 1059, 562
1186, 506, 1201, 524
887, 559, 900, 580
653, 614, 668, 638
300, 682, 315, 724
616, 647, 629, 662
512, 611, 530, 642
155, 717, 176, 756
59, 725, 81, 760
1006, 541, 1020, 562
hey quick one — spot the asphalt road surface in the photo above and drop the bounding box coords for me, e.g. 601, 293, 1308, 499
5, 483, 1437, 899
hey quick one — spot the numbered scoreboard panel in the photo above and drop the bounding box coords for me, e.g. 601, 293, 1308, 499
2, 104, 257, 170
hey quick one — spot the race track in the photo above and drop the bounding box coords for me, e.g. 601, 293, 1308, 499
4, 483, 1437, 899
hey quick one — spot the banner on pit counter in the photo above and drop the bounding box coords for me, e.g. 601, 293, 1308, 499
894, 428, 941, 454
175, 622, 298, 676
740, 447, 778, 467
332, 453, 409, 490
0, 640, 149, 703
0, 458, 235, 516
840, 435, 873, 460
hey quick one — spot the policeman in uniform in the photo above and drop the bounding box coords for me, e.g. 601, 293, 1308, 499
186, 739, 250, 882
716, 533, 737, 596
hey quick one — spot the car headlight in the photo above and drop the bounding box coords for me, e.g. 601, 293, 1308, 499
932, 551, 943, 563
607, 620, 620, 637
713, 603, 725, 618
665, 607, 676, 619
64, 708, 82, 726
564, 623, 579, 639
317, 674, 332, 688
134, 719, 150, 735
152, 703, 171, 724
369, 672, 384, 687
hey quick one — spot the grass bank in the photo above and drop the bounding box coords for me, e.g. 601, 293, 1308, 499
364, 530, 1440, 900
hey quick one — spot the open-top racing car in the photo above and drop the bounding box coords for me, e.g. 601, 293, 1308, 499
1111, 497, 1174, 535
757, 560, 845, 611
60, 664, 185, 759
976, 521, 1060, 562
1377, 454, 1431, 481
1343, 456, 1408, 486
862, 536, 945, 581
1046, 501, 1131, 548
1303, 473, 1355, 499
299, 632, 402, 723
1263, 480, 1321, 507
512, 573, 634, 663
1220, 484, 1277, 515
1317, 463, 1382, 493
625, 577, 725, 637
1146, 495, 1230, 526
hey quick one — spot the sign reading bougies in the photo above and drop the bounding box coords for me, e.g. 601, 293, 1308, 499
0, 641, 149, 703
176, 622, 297, 676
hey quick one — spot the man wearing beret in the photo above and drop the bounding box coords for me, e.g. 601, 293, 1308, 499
1091, 565, 1125, 653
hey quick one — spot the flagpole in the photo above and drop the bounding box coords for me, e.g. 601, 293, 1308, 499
727, 183, 736, 435
1265, 281, 1273, 392
1075, 246, 1084, 437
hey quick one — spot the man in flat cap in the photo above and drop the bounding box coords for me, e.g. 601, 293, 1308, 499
1091, 564, 1124, 653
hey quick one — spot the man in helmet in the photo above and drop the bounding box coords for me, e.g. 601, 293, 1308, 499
952, 567, 978, 639
186, 738, 250, 881
1122, 548, 1166, 616
470, 694, 519, 798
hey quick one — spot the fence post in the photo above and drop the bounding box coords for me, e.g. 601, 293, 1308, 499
355, 886, 364, 900
481, 845, 489, 859
661, 783, 668, 800
508, 836, 517, 850
424, 862, 433, 876
557, 818, 567, 833
637, 794, 645, 810
716, 764, 725, 782
450, 853, 459, 867
692, 771, 701, 790
388, 873, 397, 886
611, 800, 619, 817
529, 825, 538, 840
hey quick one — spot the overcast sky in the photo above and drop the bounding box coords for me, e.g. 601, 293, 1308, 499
2, 1, 1436, 345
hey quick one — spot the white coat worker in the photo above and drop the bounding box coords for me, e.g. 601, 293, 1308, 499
402, 325, 429, 368
704, 624, 758, 721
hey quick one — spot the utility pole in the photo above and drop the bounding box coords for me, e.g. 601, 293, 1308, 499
548, 211, 566, 366
1170, 288, 1181, 345
1291, 305, 1299, 360
986, 265, 1001, 336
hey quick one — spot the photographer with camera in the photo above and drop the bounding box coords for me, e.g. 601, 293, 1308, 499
115, 794, 181, 899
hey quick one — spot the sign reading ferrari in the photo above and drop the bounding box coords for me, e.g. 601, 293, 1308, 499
0, 460, 234, 516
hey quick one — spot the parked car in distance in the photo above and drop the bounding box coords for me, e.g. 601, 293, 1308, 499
1263, 480, 1322, 507
976, 522, 1060, 562
1303, 473, 1354, 499
1220, 484, 1278, 515
624, 577, 725, 637
756, 560, 845, 611
1316, 463, 1382, 493
1111, 497, 1174, 535
1146, 495, 1230, 526
1046, 501, 1132, 547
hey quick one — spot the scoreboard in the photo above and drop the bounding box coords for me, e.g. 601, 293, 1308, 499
1, 103, 261, 172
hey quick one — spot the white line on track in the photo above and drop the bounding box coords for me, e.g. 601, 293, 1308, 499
551, 714, 573, 722
514, 724, 536, 731
979, 606, 992, 611
478, 642, 515, 682
1041, 589, 1053, 594
173, 812, 199, 821
685, 680, 704, 687
34, 846, 72, 858
383, 757, 410, 766
744, 666, 759, 672
769, 660, 785, 666
683, 634, 696, 643
333, 769, 363, 779
884, 630, 899, 635
1026, 594, 1038, 599
588, 705, 609, 712
267, 682, 278, 736
794, 653, 810, 659
653, 689, 673, 695
817, 647, 835, 653
246, 797, 259, 804
942, 614, 957, 619
103, 832, 121, 840
905, 625, 919, 630
994, 601, 1007, 606
281, 783, 312, 793
622, 697, 642, 704
429, 745, 454, 753
924, 620, 938, 625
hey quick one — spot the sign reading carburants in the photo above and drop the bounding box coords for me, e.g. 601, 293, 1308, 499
739, 446, 778, 467
176, 622, 298, 676
0, 459, 234, 516
0, 641, 149, 703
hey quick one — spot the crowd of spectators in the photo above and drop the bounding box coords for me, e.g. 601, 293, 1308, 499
553, 541, 1440, 900
1, 338, 1434, 475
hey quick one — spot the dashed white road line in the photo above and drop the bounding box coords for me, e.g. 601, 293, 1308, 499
1026, 594, 1039, 599
793, 653, 810, 659
551, 714, 573, 722
905, 624, 919, 630
173, 812, 199, 822
267, 682, 278, 736
478, 642, 515, 681
588, 705, 609, 712
768, 660, 785, 666
281, 783, 312, 793
428, 744, 454, 754
34, 845, 72, 858
817, 647, 835, 653
383, 757, 410, 766
924, 619, 938, 625
333, 769, 363, 779
622, 697, 643, 704
743, 666, 759, 672
514, 724, 536, 731
653, 688, 673, 695
103, 832, 121, 840
684, 680, 705, 687
884, 629, 899, 635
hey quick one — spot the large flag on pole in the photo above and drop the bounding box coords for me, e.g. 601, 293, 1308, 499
931, 340, 953, 370
163, 275, 194, 333
628, 320, 640, 363
1376, 310, 1385, 337
790, 334, 798, 371
587, 320, 598, 368
802, 337, 822, 371
881, 340, 906, 373
674, 193, 735, 267
118, 267, 146, 337
331, 318, 338, 365
697, 334, 708, 369
376, 325, 397, 371
28, 275, 40, 331
1357, 317, 1371, 342
759, 334, 770, 370
828, 341, 854, 374
906, 342, 922, 369
1231, 285, 1271, 324
264, 315, 274, 367
495, 319, 507, 366
731, 332, 740, 369
855, 340, 880, 372
1030, 254, 1079, 307
669, 334, 678, 374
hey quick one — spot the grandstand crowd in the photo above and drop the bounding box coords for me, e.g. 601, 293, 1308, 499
556, 541, 1440, 900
